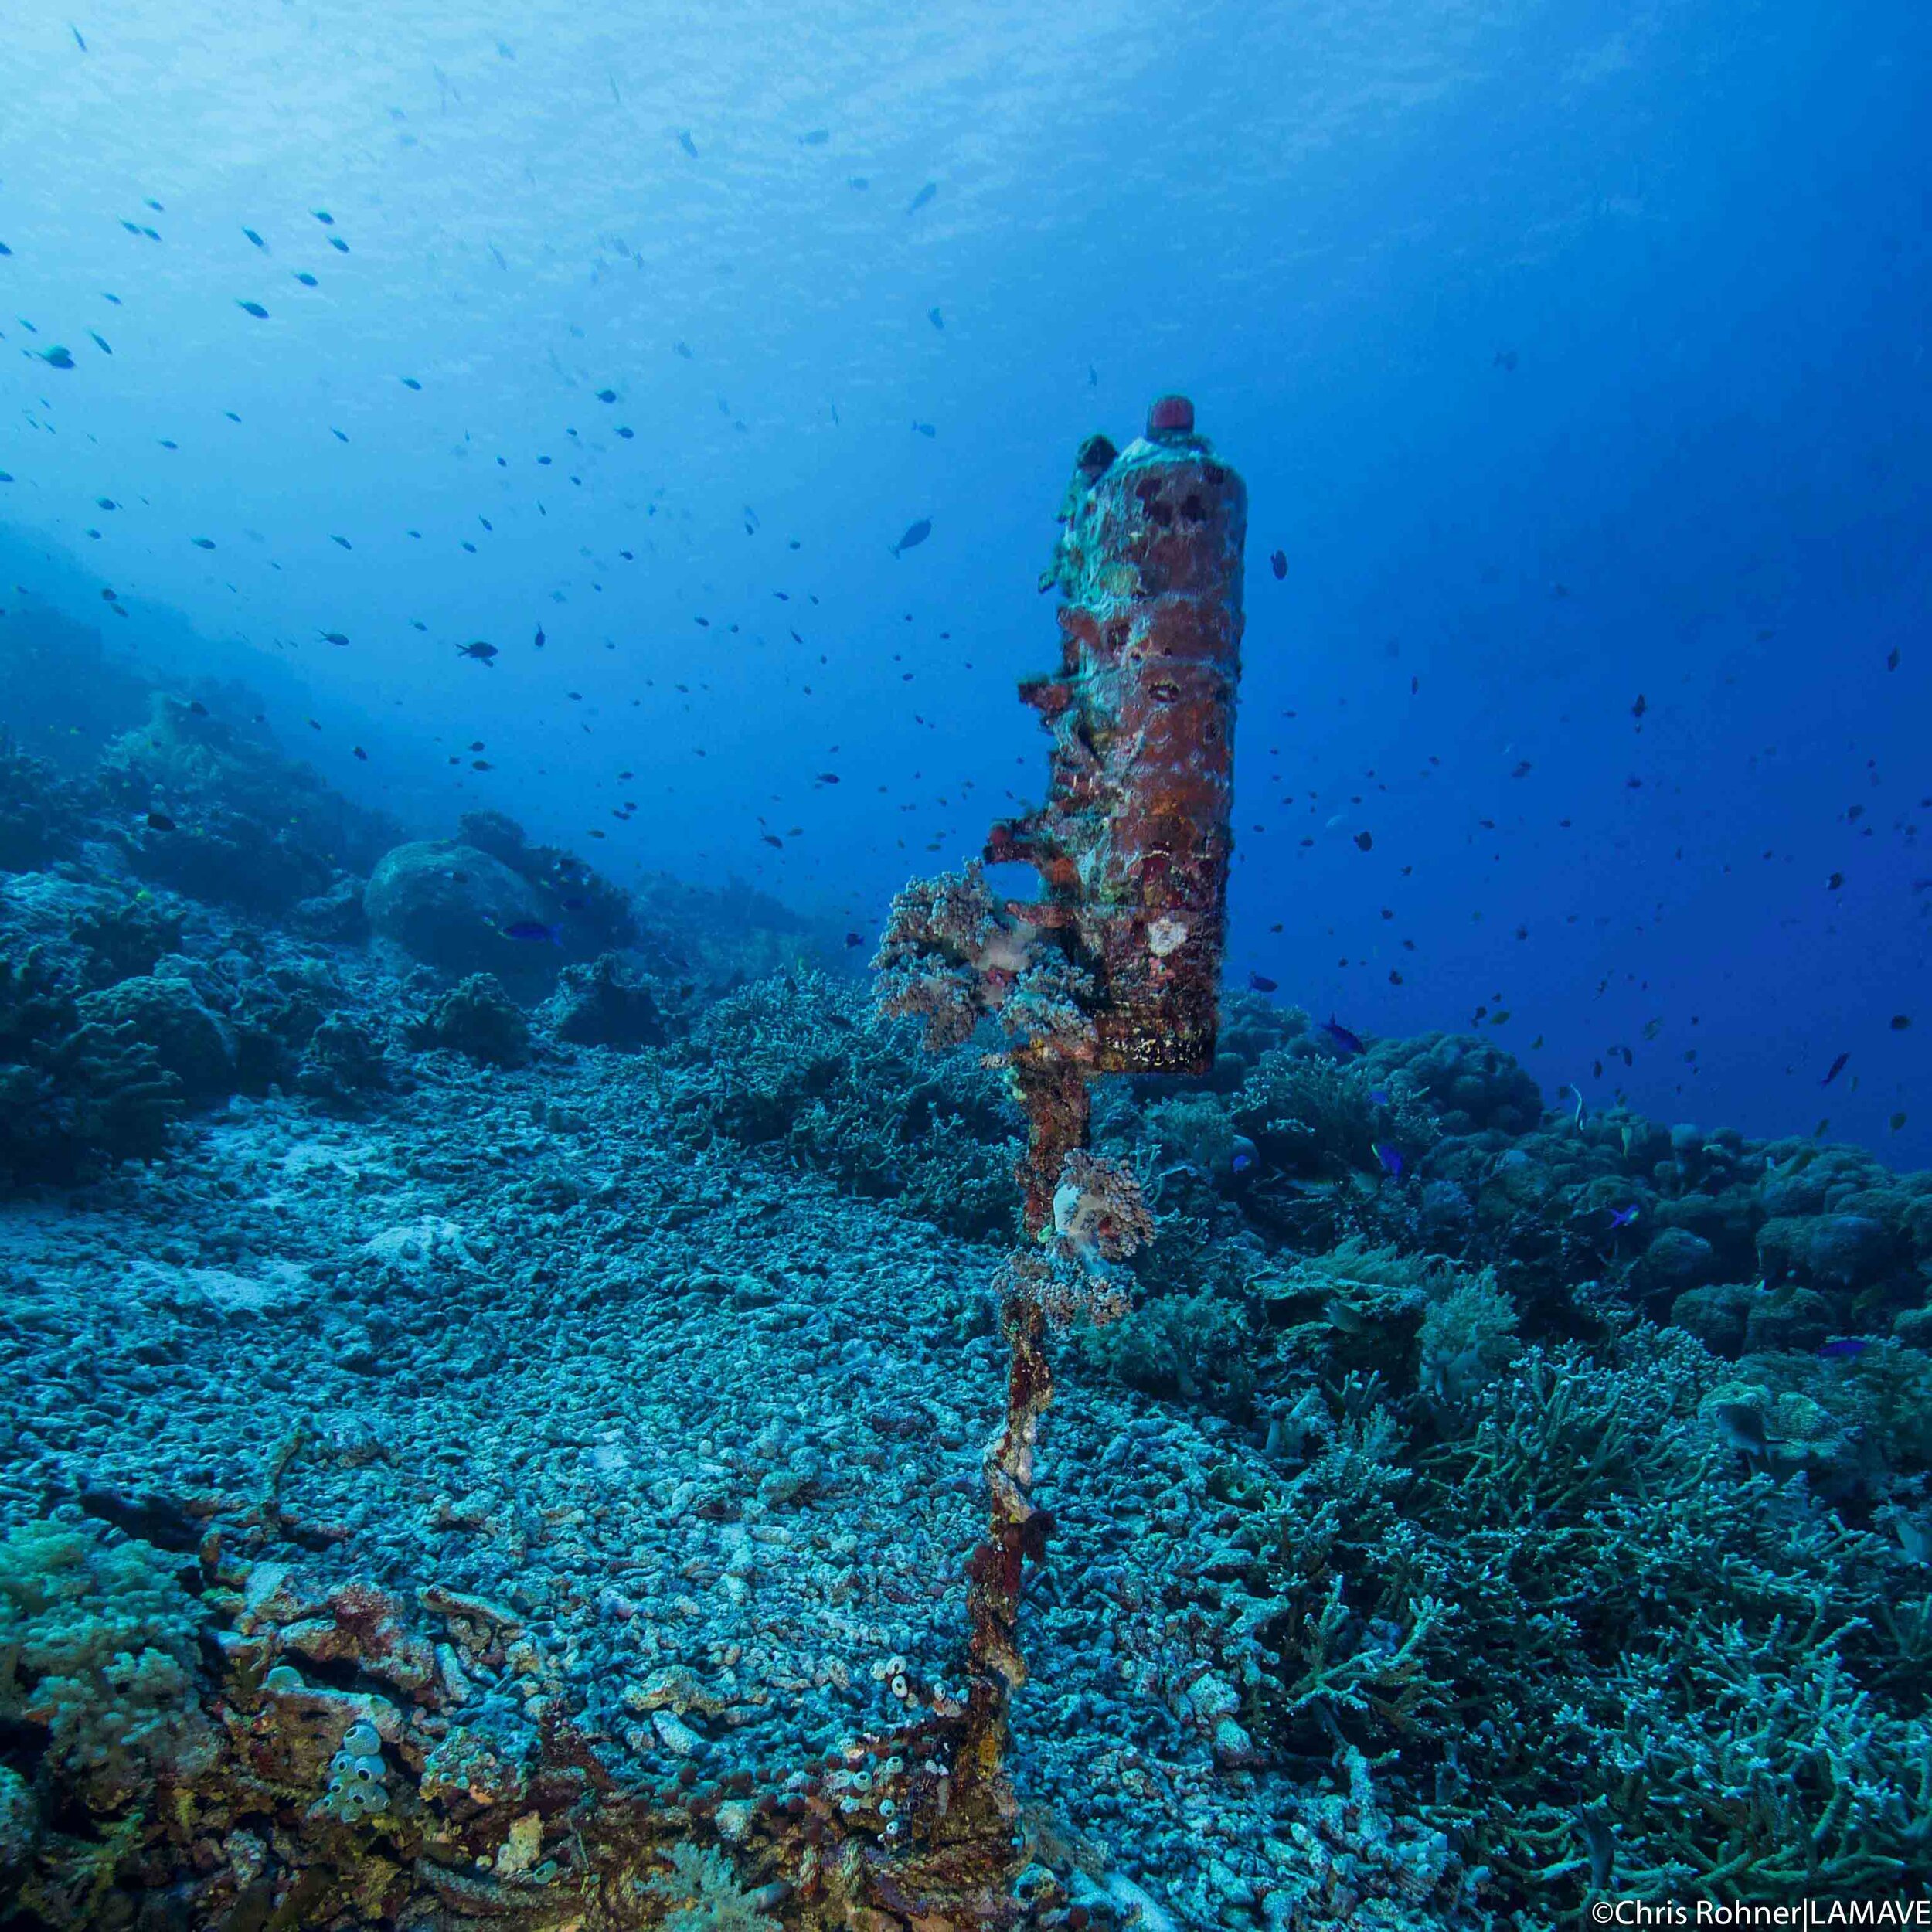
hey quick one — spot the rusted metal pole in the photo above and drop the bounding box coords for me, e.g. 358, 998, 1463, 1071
877, 395, 1247, 1813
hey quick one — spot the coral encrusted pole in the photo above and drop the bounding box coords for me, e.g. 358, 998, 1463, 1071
876, 394, 1247, 1814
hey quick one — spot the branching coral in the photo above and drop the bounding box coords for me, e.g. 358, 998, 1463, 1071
874, 859, 1097, 1067
1233, 1049, 1437, 1179
0, 1520, 212, 1810
643, 1842, 781, 1932
1224, 1325, 1932, 1908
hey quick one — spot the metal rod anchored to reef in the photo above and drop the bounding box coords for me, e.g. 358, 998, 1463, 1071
877, 393, 1248, 1809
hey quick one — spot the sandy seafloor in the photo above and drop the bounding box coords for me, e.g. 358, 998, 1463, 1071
0, 1043, 1447, 1929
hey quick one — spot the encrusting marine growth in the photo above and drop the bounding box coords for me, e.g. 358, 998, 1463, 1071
878, 394, 1247, 1810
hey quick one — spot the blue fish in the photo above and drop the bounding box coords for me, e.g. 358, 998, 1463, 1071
907, 181, 937, 214
1318, 1015, 1365, 1058
1372, 1142, 1404, 1179
1818, 1336, 1871, 1360
1230, 1134, 1258, 1175
891, 517, 932, 557
1608, 1204, 1640, 1229
503, 921, 563, 946
1368, 1088, 1390, 1105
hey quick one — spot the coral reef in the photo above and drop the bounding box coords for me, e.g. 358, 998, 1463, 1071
411, 971, 532, 1067
544, 952, 668, 1049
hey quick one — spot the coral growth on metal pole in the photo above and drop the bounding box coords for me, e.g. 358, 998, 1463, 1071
877, 394, 1247, 1811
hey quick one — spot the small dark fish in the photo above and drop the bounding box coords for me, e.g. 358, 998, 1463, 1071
189, 701, 209, 716
1821, 1051, 1849, 1087
674, 340, 692, 359
561, 895, 590, 910
534, 625, 546, 648
1887, 646, 1900, 671
907, 181, 937, 214
72, 24, 87, 50
1247, 971, 1278, 993
352, 746, 367, 760
1892, 1015, 1912, 1031
1318, 1015, 1366, 1057
1353, 829, 1374, 851
1372, 1142, 1404, 1179
243, 228, 265, 248
799, 128, 830, 146
1818, 1336, 1871, 1360
928, 307, 944, 330
401, 376, 421, 390
1608, 1204, 1639, 1229
90, 331, 112, 355
762, 834, 783, 849
891, 518, 932, 557
192, 536, 215, 549
676, 129, 699, 158
1269, 549, 1287, 580
596, 388, 617, 403
320, 631, 349, 646
503, 920, 563, 945
1631, 692, 1648, 722
913, 421, 937, 437
1493, 348, 1517, 372
39, 345, 76, 369
236, 300, 268, 318
145, 810, 178, 832
457, 641, 498, 663
294, 271, 318, 287
816, 772, 840, 784
845, 931, 865, 947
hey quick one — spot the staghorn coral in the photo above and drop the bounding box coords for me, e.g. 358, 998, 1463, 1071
1225, 1325, 1932, 1909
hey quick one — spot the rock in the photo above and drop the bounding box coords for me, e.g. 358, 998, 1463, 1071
413, 975, 529, 1067
540, 954, 665, 1049
1743, 1284, 1833, 1355
1893, 1305, 1932, 1351
76, 973, 234, 1102
1638, 1226, 1717, 1291
290, 876, 370, 945
297, 1015, 389, 1108
1669, 1282, 1755, 1356
1805, 1214, 1893, 1287
363, 842, 544, 978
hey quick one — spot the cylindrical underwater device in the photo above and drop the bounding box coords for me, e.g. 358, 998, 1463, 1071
988, 395, 1247, 1074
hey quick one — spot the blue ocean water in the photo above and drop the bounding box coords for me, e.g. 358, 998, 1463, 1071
8, 8, 1932, 1923
2, 0, 1925, 1160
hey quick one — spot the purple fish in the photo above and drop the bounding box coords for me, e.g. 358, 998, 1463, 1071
1818, 1336, 1871, 1360
1372, 1142, 1404, 1179
503, 920, 563, 945
1318, 1015, 1365, 1058
1608, 1204, 1640, 1230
